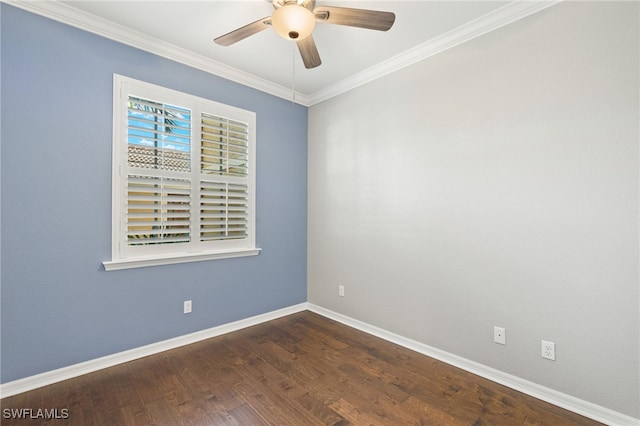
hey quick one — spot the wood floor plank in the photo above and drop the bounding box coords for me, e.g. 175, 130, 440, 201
294, 392, 347, 426
257, 340, 325, 383
227, 402, 268, 426
231, 353, 327, 425
0, 311, 604, 426
337, 362, 410, 403
89, 370, 129, 426
401, 395, 468, 425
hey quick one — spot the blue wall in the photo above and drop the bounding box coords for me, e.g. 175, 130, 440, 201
0, 4, 308, 383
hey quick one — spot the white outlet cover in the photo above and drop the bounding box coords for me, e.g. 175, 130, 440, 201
494, 327, 506, 345
542, 340, 555, 360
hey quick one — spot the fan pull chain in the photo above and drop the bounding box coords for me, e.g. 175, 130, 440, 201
291, 42, 297, 105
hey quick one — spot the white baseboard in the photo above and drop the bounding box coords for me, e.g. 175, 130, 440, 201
2, 302, 638, 425
307, 304, 640, 426
0, 303, 308, 399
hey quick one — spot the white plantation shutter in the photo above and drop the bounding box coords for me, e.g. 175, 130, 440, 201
200, 181, 249, 241
106, 75, 258, 270
127, 97, 191, 173
127, 176, 191, 245
200, 113, 250, 242
125, 96, 192, 248
201, 113, 249, 177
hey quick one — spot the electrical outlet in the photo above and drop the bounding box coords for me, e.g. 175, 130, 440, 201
184, 300, 192, 314
493, 327, 506, 345
338, 285, 345, 297
541, 340, 555, 360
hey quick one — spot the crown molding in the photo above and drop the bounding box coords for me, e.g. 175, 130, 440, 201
307, 0, 560, 105
2, 0, 313, 106
3, 0, 558, 107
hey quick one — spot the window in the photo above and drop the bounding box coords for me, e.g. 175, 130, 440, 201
103, 75, 259, 271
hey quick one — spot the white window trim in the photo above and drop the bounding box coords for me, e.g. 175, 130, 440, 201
103, 248, 261, 271
103, 75, 260, 271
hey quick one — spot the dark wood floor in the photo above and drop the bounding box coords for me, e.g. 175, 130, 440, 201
1, 311, 602, 425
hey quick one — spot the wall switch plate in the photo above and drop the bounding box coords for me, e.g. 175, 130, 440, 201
338, 285, 345, 297
494, 327, 506, 345
184, 300, 192, 314
542, 340, 555, 360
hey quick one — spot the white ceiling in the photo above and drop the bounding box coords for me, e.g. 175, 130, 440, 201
17, 1, 557, 105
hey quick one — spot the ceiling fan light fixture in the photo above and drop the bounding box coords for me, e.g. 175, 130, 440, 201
271, 4, 316, 41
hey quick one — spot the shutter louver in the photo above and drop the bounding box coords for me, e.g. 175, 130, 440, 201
201, 113, 248, 177
200, 181, 249, 241
126, 176, 191, 245
127, 97, 191, 172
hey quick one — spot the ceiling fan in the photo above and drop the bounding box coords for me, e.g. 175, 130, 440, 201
214, 0, 395, 69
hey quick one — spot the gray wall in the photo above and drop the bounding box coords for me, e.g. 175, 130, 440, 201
308, 2, 639, 418
1, 4, 307, 383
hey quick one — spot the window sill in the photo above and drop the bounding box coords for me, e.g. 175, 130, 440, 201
103, 248, 261, 271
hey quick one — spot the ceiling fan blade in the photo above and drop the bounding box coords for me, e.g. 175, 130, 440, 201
214, 17, 271, 46
314, 6, 395, 31
297, 35, 321, 69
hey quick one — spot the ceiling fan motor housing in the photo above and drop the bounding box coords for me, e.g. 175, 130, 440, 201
271, 2, 317, 41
